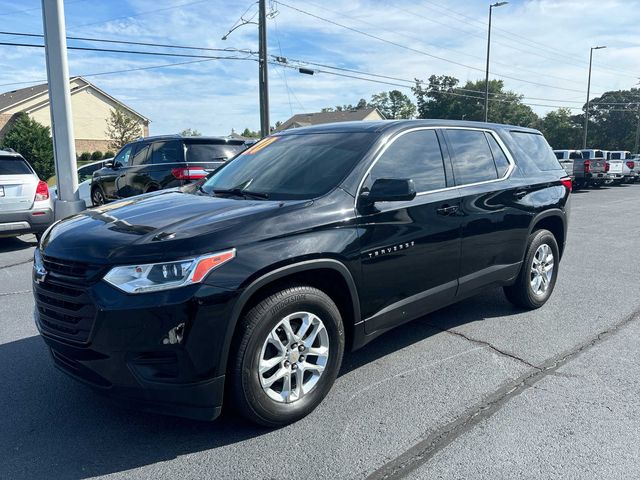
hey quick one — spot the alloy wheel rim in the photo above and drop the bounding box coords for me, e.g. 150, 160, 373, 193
93, 191, 103, 205
258, 311, 329, 404
530, 243, 554, 295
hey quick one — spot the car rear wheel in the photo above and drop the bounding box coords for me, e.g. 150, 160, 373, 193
504, 229, 559, 309
229, 285, 345, 427
91, 186, 106, 206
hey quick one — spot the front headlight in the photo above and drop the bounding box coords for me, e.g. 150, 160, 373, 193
103, 249, 235, 294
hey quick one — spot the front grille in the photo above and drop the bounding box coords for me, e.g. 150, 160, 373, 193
35, 257, 101, 343
42, 255, 105, 284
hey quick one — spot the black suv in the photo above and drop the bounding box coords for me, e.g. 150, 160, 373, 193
90, 135, 247, 205
34, 120, 570, 426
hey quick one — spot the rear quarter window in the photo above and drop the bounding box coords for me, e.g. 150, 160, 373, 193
510, 131, 562, 172
0, 157, 33, 175
186, 143, 246, 163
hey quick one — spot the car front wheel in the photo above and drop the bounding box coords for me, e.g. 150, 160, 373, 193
229, 285, 345, 427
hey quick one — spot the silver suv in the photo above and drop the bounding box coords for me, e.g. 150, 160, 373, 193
0, 149, 53, 241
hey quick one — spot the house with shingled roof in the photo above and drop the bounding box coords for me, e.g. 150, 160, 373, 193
0, 76, 149, 153
275, 107, 385, 132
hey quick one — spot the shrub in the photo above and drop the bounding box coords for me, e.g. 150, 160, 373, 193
79, 152, 91, 162
91, 150, 103, 160
104, 150, 115, 159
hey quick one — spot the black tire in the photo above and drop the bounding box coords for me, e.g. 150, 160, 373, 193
504, 229, 560, 310
91, 186, 106, 206
229, 285, 345, 427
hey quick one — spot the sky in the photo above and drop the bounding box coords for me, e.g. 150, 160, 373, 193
0, 0, 638, 136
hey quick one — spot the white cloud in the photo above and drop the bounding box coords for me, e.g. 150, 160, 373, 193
0, 0, 638, 134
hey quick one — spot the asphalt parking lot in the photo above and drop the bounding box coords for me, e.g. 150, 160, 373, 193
1, 184, 639, 479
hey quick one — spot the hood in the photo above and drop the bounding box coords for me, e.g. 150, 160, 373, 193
41, 190, 308, 264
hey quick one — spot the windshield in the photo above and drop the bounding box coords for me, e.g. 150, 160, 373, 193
200, 132, 377, 200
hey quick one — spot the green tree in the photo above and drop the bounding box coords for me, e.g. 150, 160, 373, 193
320, 98, 369, 112
535, 108, 582, 149
105, 108, 142, 150
369, 90, 416, 119
0, 112, 54, 179
180, 128, 202, 136
412, 75, 538, 127
241, 128, 261, 138
587, 88, 640, 150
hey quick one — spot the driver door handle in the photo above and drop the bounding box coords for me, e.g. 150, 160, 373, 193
437, 204, 459, 216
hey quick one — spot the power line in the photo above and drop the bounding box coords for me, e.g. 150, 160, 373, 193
301, 0, 594, 90
0, 57, 251, 89
276, 1, 592, 95
273, 55, 593, 106
274, 58, 640, 112
0, 31, 255, 55
0, 40, 258, 61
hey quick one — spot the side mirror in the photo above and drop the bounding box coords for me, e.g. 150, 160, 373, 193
104, 160, 115, 169
361, 178, 416, 205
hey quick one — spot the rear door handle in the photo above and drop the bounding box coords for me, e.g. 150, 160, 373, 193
514, 190, 527, 199
436, 204, 459, 216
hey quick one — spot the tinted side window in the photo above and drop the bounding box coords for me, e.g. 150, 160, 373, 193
511, 132, 562, 171
186, 143, 245, 163
447, 129, 498, 185
570, 151, 582, 159
114, 145, 133, 167
370, 129, 446, 192
131, 144, 151, 166
151, 141, 183, 164
485, 133, 510, 177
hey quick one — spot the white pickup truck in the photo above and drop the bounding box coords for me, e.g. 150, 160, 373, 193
606, 151, 637, 184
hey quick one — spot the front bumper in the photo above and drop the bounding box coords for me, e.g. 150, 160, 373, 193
0, 207, 53, 236
34, 275, 241, 421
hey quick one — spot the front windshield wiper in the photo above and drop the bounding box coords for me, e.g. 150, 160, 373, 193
212, 188, 269, 199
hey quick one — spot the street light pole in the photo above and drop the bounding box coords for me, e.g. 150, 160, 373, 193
41, 0, 85, 220
634, 103, 640, 154
583, 45, 606, 149
484, 2, 508, 123
258, 0, 270, 137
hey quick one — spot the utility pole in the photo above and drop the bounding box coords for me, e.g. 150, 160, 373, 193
258, 0, 270, 137
634, 103, 640, 154
583, 45, 606, 149
41, 0, 84, 220
484, 2, 508, 123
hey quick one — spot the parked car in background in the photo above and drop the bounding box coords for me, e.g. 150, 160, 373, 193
90, 135, 248, 205
35, 120, 570, 426
607, 151, 637, 183
579, 149, 608, 187
50, 158, 112, 207
553, 149, 605, 189
0, 148, 52, 241
553, 149, 581, 187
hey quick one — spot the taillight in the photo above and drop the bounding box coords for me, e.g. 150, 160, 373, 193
560, 177, 572, 192
34, 180, 49, 201
171, 167, 208, 180
627, 161, 635, 170
584, 160, 591, 173
604, 161, 610, 172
